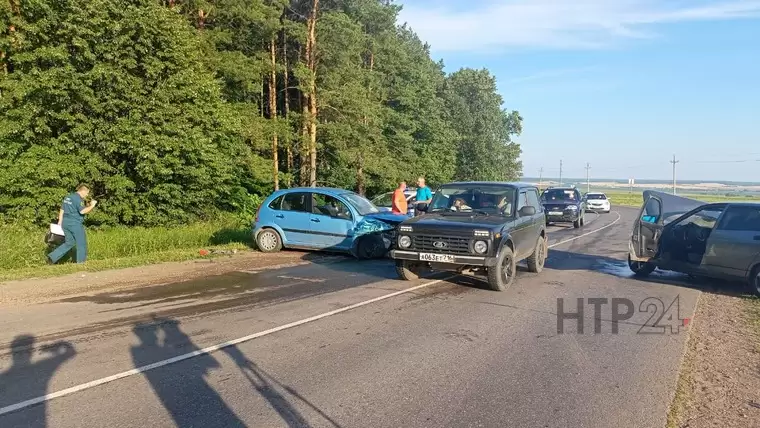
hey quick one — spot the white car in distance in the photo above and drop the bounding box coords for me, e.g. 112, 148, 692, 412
371, 189, 417, 216
584, 192, 611, 213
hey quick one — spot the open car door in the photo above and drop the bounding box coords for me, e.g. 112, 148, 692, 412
630, 190, 704, 262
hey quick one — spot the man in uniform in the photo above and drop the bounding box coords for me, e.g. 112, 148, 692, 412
48, 184, 97, 264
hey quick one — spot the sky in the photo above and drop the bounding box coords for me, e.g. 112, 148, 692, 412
397, 0, 760, 182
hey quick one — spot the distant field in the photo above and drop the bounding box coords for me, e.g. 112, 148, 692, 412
601, 191, 760, 208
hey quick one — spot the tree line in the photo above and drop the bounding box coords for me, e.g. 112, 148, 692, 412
0, 0, 523, 226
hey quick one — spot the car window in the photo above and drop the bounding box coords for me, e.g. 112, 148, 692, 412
281, 192, 310, 212
717, 206, 760, 232
517, 192, 528, 210
372, 192, 393, 207
527, 189, 541, 209
586, 194, 607, 200
268, 195, 284, 210
542, 189, 577, 202
428, 185, 516, 216
675, 208, 724, 229
342, 192, 379, 216
312, 193, 352, 220
641, 197, 662, 224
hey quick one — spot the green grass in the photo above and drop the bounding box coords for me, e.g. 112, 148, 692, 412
0, 218, 253, 281
601, 191, 760, 208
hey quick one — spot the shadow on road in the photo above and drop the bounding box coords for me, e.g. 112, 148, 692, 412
545, 249, 752, 298
222, 346, 342, 428
132, 316, 339, 428
0, 335, 76, 428
131, 317, 246, 427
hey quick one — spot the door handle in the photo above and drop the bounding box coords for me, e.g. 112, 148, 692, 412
275, 214, 284, 219
311, 218, 320, 223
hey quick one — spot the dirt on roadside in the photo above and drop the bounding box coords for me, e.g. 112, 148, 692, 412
673, 291, 760, 428
0, 250, 348, 305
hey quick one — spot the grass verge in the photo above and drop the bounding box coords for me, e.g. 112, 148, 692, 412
747, 296, 760, 352
598, 191, 760, 208
0, 218, 253, 282
665, 296, 700, 428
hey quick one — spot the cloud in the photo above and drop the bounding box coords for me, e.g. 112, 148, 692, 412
397, 0, 760, 52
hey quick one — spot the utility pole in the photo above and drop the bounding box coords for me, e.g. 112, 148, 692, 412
670, 155, 679, 195
584, 163, 591, 193
559, 160, 563, 186
538, 167, 544, 189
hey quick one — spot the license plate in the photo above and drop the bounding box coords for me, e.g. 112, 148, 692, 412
548, 211, 563, 216
419, 253, 456, 263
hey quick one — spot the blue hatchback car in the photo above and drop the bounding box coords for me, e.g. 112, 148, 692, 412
253, 188, 410, 258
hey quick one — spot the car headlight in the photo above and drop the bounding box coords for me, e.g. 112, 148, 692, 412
398, 235, 411, 248
473, 240, 487, 254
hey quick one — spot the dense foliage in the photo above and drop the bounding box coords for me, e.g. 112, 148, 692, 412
0, 0, 523, 226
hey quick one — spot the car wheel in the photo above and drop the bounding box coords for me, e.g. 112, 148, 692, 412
573, 217, 581, 228
487, 245, 516, 291
256, 228, 282, 253
526, 235, 547, 273
356, 235, 384, 260
395, 259, 422, 280
628, 254, 655, 277
750, 265, 760, 297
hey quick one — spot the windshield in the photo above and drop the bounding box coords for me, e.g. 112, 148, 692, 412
342, 192, 380, 216
542, 189, 578, 202
586, 194, 607, 200
428, 185, 516, 216
371, 192, 393, 207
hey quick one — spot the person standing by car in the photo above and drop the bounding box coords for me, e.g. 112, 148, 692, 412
391, 181, 408, 215
48, 184, 97, 264
414, 176, 433, 215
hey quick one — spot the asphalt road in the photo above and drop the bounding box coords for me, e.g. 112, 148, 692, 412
0, 207, 702, 428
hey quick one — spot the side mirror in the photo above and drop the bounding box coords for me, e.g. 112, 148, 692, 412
519, 206, 536, 217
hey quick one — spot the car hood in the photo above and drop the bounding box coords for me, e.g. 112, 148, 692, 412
364, 212, 410, 224
542, 201, 579, 209
401, 212, 507, 232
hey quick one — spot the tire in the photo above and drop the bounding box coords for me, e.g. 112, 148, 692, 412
628, 254, 655, 277
749, 265, 760, 297
526, 235, 547, 273
573, 217, 581, 228
356, 234, 384, 260
255, 228, 282, 253
395, 259, 421, 280
487, 245, 516, 291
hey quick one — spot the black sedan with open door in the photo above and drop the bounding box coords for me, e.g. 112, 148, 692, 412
628, 190, 760, 296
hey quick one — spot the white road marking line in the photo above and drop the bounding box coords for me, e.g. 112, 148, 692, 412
0, 212, 623, 416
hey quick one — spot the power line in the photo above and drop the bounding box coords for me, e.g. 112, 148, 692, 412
670, 155, 679, 195
538, 167, 543, 188
584, 163, 591, 193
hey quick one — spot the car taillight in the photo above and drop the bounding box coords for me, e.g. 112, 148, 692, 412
254, 204, 262, 223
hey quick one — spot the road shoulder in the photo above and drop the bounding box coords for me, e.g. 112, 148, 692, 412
0, 250, 345, 305
669, 291, 760, 427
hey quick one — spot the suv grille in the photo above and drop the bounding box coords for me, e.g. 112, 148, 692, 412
411, 235, 471, 255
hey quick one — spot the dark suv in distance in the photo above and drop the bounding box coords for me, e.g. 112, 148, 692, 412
541, 186, 586, 228
389, 182, 548, 291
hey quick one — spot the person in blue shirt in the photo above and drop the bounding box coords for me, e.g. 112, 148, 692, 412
414, 176, 433, 215
48, 185, 98, 264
